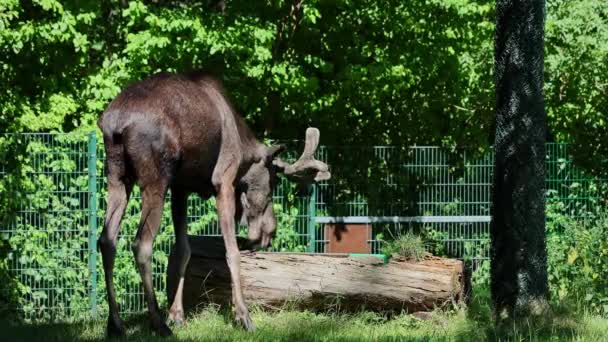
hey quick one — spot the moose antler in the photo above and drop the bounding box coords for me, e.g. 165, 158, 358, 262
273, 128, 331, 184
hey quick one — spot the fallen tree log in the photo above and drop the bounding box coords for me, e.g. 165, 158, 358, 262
167, 236, 465, 314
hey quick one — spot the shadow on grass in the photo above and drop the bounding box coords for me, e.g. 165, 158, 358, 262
0, 310, 351, 342
1, 289, 605, 342
453, 287, 585, 341
2, 319, 101, 342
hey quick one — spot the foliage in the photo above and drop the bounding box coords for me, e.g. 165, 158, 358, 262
1, 0, 496, 148
546, 196, 608, 316
378, 230, 426, 261
544, 0, 608, 177
471, 260, 491, 287
417, 186, 608, 316
269, 200, 307, 253
0, 133, 93, 320
0, 135, 29, 315
2, 1, 606, 152
416, 224, 490, 287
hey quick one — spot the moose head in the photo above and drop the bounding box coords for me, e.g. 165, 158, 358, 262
238, 127, 331, 250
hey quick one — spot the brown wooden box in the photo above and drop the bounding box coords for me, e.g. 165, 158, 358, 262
324, 223, 371, 253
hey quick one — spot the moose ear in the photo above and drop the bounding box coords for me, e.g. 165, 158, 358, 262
266, 144, 285, 159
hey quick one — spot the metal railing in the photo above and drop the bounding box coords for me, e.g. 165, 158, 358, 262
0, 132, 604, 321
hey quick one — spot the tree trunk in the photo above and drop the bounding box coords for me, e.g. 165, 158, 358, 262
167, 236, 465, 314
491, 0, 549, 317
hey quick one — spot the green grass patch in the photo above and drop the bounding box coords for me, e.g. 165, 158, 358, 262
2, 291, 608, 342
379, 231, 427, 261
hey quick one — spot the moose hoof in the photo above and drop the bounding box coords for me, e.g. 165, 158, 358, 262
153, 321, 173, 337
236, 313, 256, 332
107, 319, 126, 337
167, 310, 185, 327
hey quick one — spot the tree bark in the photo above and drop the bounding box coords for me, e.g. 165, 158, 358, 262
167, 236, 465, 314
491, 0, 549, 317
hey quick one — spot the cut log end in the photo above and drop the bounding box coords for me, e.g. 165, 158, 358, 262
167, 236, 465, 314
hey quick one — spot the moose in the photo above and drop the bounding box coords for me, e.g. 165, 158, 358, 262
97, 71, 330, 337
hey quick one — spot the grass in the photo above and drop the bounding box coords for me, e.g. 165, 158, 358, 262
2, 290, 608, 341
380, 231, 427, 261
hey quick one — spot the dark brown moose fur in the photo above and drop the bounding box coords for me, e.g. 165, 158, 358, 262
97, 71, 330, 337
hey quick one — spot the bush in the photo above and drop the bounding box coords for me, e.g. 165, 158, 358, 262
546, 198, 608, 315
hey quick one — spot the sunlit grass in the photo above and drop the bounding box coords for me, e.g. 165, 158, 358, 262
2, 290, 608, 341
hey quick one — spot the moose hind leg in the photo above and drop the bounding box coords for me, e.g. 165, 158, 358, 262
168, 189, 191, 325
132, 183, 172, 337
99, 178, 132, 337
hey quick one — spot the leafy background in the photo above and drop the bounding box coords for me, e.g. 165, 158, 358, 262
2, 1, 607, 153
1, 0, 608, 321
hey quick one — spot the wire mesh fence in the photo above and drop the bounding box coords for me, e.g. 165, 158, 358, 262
312, 146, 494, 261
0, 133, 93, 320
0, 132, 604, 321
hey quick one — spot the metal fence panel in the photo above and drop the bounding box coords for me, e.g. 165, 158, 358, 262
0, 133, 604, 321
0, 133, 92, 320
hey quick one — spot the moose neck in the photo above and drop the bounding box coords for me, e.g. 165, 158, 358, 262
233, 111, 267, 166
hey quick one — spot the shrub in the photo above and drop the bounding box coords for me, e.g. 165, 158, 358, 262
546, 199, 608, 315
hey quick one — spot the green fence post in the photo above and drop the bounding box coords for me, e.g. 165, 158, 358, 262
307, 184, 317, 253
87, 131, 98, 317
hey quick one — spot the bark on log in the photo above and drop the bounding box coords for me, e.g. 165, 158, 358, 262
167, 236, 464, 314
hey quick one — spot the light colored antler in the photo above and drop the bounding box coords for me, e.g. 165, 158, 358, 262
300, 127, 320, 160
273, 127, 331, 183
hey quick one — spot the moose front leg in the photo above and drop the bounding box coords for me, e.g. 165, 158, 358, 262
216, 183, 255, 331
